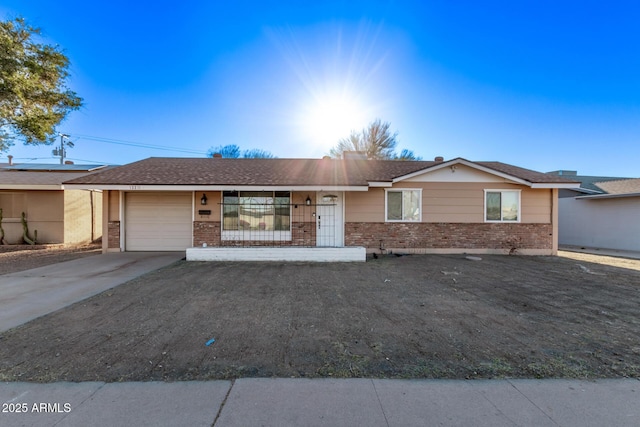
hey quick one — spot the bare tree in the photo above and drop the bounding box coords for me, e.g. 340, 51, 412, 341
207, 144, 275, 158
329, 119, 420, 160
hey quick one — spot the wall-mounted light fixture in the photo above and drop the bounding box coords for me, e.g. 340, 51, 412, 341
305, 196, 311, 206
450, 165, 457, 173
201, 193, 208, 205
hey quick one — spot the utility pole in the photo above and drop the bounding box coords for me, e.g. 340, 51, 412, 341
53, 133, 71, 164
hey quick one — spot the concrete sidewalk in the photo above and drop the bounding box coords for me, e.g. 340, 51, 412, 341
0, 252, 184, 332
1, 378, 638, 427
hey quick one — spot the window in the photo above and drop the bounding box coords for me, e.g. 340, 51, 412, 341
222, 191, 291, 238
485, 190, 520, 222
386, 189, 421, 222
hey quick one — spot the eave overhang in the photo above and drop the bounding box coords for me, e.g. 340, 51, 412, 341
63, 184, 370, 192
0, 184, 63, 190
575, 192, 640, 200
530, 183, 582, 189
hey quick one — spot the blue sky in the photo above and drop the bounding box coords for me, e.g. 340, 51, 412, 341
1, 1, 639, 176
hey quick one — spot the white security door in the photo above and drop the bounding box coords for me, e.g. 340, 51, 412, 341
125, 192, 192, 251
316, 191, 343, 247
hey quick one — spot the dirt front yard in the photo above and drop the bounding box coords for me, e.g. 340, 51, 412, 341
0, 244, 101, 275
1, 252, 639, 382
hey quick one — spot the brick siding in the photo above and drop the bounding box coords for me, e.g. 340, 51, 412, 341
107, 221, 120, 249
345, 222, 552, 252
194, 220, 552, 252
193, 221, 316, 247
193, 221, 221, 247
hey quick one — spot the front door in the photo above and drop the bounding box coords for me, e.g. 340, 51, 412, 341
316, 191, 344, 247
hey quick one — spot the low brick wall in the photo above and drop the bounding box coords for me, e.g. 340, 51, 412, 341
194, 221, 316, 247
345, 222, 553, 253
193, 221, 220, 247
107, 221, 120, 249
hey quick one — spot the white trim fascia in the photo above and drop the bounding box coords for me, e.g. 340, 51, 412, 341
63, 184, 369, 192
119, 191, 125, 251
191, 192, 195, 248
530, 183, 582, 189
564, 187, 601, 194
0, 184, 63, 190
392, 158, 533, 187
575, 192, 640, 200
367, 181, 393, 187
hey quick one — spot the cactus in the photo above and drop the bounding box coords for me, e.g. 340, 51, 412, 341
0, 208, 6, 245
21, 212, 37, 245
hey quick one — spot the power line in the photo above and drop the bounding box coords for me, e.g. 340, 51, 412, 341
65, 157, 114, 164
68, 133, 209, 156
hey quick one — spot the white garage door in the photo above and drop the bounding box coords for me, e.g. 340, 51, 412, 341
125, 192, 192, 251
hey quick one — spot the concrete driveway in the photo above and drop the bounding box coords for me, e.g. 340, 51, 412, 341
0, 252, 184, 332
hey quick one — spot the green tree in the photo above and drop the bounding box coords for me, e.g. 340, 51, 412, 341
0, 17, 83, 152
329, 119, 421, 160
207, 144, 275, 158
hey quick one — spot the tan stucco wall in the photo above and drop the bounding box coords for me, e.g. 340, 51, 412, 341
102, 190, 121, 252
1, 190, 102, 245
345, 182, 552, 224
108, 190, 120, 221
195, 191, 220, 222
64, 190, 102, 244
0, 190, 64, 243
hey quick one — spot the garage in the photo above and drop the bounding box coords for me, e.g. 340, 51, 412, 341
124, 192, 192, 251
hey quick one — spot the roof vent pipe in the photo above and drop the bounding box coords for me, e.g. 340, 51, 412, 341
213, 153, 222, 158
7, 155, 13, 166
434, 156, 444, 163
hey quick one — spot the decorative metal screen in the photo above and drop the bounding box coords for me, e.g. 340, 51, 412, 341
219, 199, 336, 247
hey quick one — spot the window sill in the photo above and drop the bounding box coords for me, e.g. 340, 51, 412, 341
221, 231, 292, 241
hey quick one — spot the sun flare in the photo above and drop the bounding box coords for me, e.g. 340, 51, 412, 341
270, 21, 392, 154
303, 93, 367, 148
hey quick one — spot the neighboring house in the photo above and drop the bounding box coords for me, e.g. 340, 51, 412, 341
0, 162, 108, 245
64, 156, 576, 258
547, 170, 640, 252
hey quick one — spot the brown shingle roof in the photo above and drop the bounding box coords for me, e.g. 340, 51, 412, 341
593, 178, 640, 195
474, 161, 578, 184
63, 157, 577, 186
0, 170, 105, 187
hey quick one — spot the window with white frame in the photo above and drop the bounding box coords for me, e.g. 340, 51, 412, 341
386, 189, 421, 222
484, 190, 520, 222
